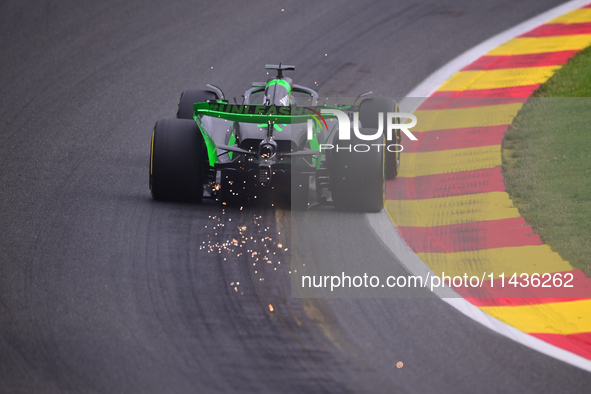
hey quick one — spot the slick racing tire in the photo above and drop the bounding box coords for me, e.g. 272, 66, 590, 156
329, 130, 385, 212
176, 90, 217, 120
149, 118, 205, 202
359, 97, 400, 179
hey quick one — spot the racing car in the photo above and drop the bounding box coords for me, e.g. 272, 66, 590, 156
149, 64, 401, 212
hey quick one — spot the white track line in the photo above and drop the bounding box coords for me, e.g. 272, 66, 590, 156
368, 0, 591, 373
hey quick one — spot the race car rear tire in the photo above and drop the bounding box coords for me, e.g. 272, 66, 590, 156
359, 98, 400, 179
177, 90, 217, 119
150, 118, 205, 202
329, 131, 385, 212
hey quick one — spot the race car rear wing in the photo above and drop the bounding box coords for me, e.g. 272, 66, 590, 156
193, 102, 338, 124
193, 102, 361, 167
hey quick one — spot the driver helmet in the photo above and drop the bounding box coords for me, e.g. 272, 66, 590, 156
265, 77, 293, 106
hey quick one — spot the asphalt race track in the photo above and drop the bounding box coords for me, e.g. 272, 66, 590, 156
1, 0, 591, 392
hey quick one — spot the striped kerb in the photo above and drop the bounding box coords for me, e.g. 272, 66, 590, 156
386, 5, 591, 361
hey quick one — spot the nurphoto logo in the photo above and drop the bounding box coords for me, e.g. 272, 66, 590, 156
306, 109, 418, 152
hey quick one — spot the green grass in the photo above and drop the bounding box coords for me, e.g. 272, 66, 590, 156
535, 45, 591, 97
503, 46, 591, 276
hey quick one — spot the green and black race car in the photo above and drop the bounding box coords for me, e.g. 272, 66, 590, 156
149, 64, 401, 212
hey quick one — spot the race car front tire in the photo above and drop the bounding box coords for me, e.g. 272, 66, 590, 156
150, 118, 205, 202
177, 90, 217, 119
